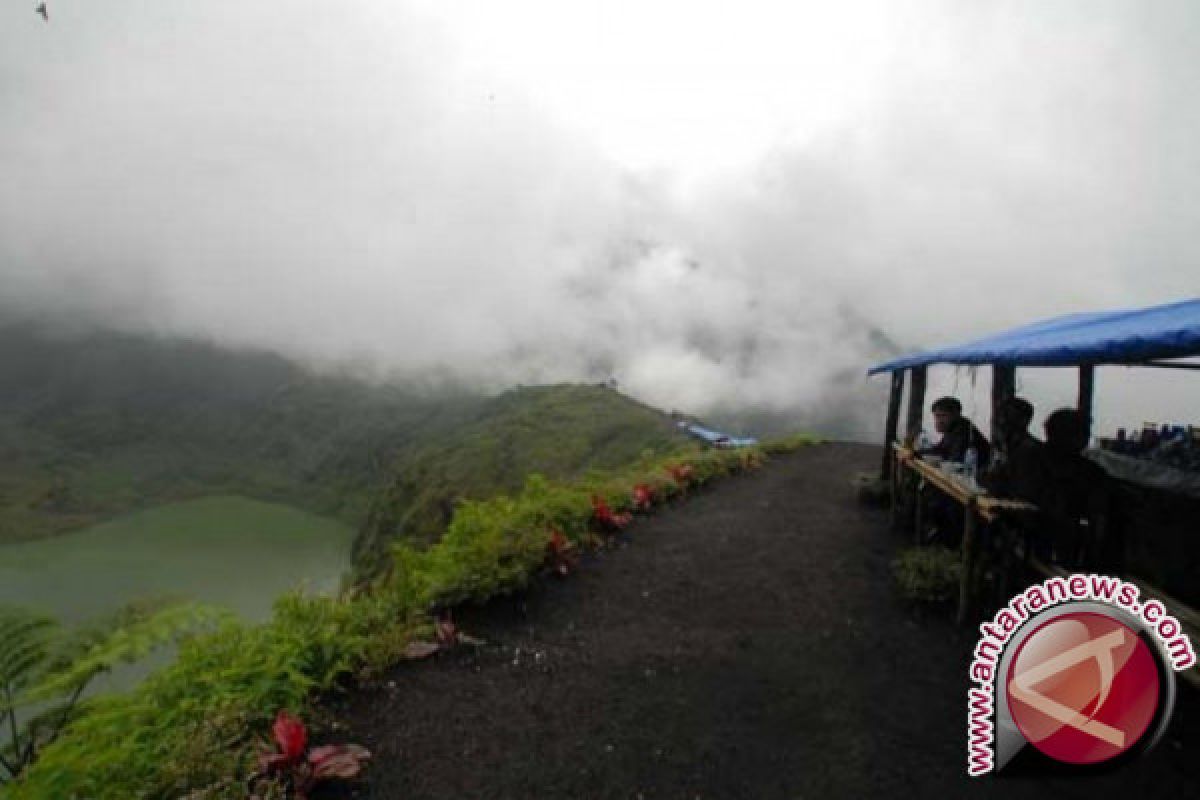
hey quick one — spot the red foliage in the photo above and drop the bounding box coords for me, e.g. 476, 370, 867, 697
258, 710, 371, 799
591, 495, 632, 531
666, 464, 695, 486
434, 612, 458, 647
546, 527, 578, 575
631, 483, 655, 512
261, 710, 307, 771
307, 744, 373, 781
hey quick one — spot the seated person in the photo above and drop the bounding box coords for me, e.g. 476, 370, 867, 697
918, 396, 992, 467
917, 397, 992, 547
982, 396, 1052, 560
1042, 408, 1113, 569
981, 396, 1047, 505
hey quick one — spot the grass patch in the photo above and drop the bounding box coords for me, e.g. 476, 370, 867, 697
892, 546, 962, 606
760, 433, 823, 455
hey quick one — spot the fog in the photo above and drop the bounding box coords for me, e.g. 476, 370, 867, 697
2, 1, 1198, 439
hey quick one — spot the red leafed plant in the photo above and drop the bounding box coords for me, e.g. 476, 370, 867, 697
434, 612, 458, 647
631, 483, 655, 513
591, 494, 632, 531
546, 527, 579, 575
666, 464, 695, 487
256, 710, 370, 799
400, 611, 484, 660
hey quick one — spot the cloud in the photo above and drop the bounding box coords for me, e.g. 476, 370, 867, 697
2, 1, 1198, 440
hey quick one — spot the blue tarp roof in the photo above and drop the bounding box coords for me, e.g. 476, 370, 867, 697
868, 298, 1200, 375
681, 423, 758, 448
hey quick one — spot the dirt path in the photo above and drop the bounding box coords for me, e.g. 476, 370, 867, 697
328, 443, 1197, 798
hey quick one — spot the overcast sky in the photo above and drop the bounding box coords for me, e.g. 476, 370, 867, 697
2, 1, 1197, 438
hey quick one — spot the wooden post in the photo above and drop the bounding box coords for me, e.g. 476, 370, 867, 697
881, 370, 904, 480
1078, 364, 1095, 444
897, 366, 928, 542
991, 365, 1016, 443
913, 483, 924, 544
890, 450, 899, 530
958, 498, 979, 625
904, 366, 928, 446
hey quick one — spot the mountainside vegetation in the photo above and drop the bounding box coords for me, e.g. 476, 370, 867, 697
352, 383, 691, 577
0, 322, 692, 575
0, 319, 484, 543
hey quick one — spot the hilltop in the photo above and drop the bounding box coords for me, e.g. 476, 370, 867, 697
353, 383, 691, 576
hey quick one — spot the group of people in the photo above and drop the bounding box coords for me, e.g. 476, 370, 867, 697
915, 395, 1113, 570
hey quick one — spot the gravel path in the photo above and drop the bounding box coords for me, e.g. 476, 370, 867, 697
327, 442, 1197, 798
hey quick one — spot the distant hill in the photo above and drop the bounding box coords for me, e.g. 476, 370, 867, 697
0, 319, 479, 541
353, 383, 689, 576
0, 321, 690, 576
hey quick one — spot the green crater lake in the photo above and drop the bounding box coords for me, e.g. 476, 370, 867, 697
0, 495, 354, 625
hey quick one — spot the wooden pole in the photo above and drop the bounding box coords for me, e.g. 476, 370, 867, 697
991, 365, 1016, 443
904, 366, 928, 444
890, 450, 900, 530
913, 482, 924, 545
881, 370, 904, 480
958, 498, 978, 625
1142, 360, 1200, 371
900, 366, 927, 541
1078, 364, 1095, 444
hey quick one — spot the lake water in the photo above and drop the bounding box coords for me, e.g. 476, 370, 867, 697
0, 495, 355, 747
0, 495, 355, 625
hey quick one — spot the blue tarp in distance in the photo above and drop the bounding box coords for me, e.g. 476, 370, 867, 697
868, 298, 1200, 375
678, 422, 758, 448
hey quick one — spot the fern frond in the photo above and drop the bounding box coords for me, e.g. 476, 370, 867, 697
20, 604, 232, 705
0, 606, 61, 690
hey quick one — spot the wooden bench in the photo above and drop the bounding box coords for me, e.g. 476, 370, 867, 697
892, 444, 1036, 623
891, 443, 1200, 689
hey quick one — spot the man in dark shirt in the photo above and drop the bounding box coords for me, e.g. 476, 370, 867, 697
1042, 408, 1112, 569
982, 396, 1046, 505
915, 396, 991, 547
919, 396, 992, 467
981, 396, 1054, 563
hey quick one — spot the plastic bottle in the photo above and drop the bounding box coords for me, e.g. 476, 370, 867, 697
964, 446, 978, 482
917, 430, 931, 452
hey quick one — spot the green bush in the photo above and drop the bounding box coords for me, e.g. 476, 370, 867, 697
0, 602, 227, 792
892, 546, 962, 606
760, 433, 823, 455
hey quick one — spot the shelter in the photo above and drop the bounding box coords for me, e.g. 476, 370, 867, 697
678, 421, 758, 449
867, 298, 1200, 479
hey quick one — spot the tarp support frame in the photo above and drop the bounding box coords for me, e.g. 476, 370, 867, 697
881, 371, 904, 480
991, 365, 1015, 444
1078, 365, 1095, 442
1142, 360, 1200, 371
904, 366, 927, 445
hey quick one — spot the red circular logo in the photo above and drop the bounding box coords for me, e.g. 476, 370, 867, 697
1006, 612, 1160, 765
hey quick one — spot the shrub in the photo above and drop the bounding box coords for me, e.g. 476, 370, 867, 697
892, 546, 962, 606
0, 601, 228, 789
761, 433, 822, 455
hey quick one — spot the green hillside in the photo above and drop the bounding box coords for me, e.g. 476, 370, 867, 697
353, 383, 690, 576
0, 322, 691, 578
0, 320, 487, 542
